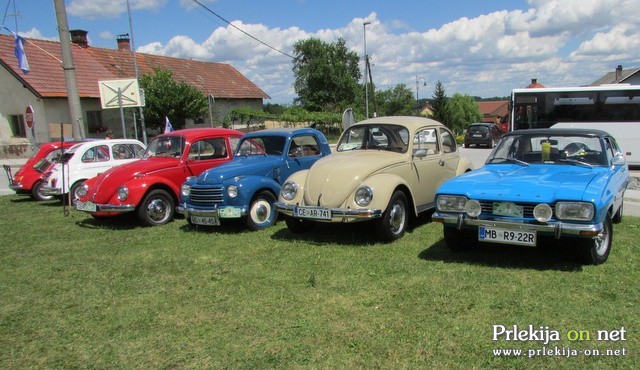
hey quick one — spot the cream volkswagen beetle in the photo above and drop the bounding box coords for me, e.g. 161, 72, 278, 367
275, 116, 473, 241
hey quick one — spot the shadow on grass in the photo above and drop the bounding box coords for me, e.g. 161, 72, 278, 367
419, 239, 584, 271
177, 218, 259, 235
269, 211, 435, 246
75, 213, 141, 230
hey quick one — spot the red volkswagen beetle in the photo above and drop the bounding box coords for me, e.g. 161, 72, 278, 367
75, 128, 243, 226
5, 141, 77, 200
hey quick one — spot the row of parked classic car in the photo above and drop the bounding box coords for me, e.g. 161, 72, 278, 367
5, 116, 630, 265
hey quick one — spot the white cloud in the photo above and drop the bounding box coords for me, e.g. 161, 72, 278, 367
98, 0, 640, 101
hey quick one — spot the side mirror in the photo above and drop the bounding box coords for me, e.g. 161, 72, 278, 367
612, 153, 626, 167
413, 149, 427, 158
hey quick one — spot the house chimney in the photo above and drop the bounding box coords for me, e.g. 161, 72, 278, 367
615, 65, 623, 82
531, 78, 537, 85
116, 34, 131, 51
70, 29, 89, 48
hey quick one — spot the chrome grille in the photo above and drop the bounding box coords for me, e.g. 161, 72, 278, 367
478, 201, 553, 218
189, 187, 224, 206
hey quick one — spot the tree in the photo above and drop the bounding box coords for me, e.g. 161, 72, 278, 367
377, 84, 415, 116
292, 38, 361, 112
447, 93, 483, 134
431, 80, 450, 127
139, 67, 208, 130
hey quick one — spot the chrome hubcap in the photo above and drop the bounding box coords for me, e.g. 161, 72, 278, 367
389, 202, 406, 234
251, 200, 271, 223
147, 199, 168, 222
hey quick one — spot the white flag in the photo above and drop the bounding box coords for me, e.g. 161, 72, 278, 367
164, 116, 174, 134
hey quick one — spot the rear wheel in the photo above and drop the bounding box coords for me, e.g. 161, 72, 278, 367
31, 180, 54, 201
137, 189, 175, 226
245, 191, 277, 230
578, 214, 612, 265
376, 190, 408, 242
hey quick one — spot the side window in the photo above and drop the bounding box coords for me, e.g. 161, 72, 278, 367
289, 135, 321, 158
45, 148, 64, 162
112, 144, 135, 160
441, 129, 457, 153
131, 144, 146, 158
414, 128, 438, 155
81, 145, 110, 163
188, 138, 227, 160
96, 145, 110, 161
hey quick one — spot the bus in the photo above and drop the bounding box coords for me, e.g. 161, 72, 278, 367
510, 85, 640, 166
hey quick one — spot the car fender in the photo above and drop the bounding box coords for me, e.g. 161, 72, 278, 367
455, 156, 474, 175
359, 173, 415, 215
120, 175, 181, 206
228, 175, 281, 206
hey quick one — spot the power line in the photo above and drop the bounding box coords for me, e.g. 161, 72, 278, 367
190, 0, 294, 59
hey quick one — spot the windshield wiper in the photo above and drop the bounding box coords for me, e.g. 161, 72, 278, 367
555, 158, 592, 168
487, 157, 530, 166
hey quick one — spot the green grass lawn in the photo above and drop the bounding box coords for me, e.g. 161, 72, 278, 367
0, 195, 638, 368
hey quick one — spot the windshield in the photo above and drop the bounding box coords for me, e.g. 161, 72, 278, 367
144, 136, 185, 158
487, 134, 606, 167
337, 124, 409, 153
236, 136, 286, 156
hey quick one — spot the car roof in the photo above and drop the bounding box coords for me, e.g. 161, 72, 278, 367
153, 128, 244, 141
354, 116, 445, 130
69, 138, 144, 151
468, 122, 493, 126
503, 128, 612, 138
243, 127, 323, 138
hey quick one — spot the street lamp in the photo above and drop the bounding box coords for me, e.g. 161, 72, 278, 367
415, 75, 427, 116
363, 21, 371, 118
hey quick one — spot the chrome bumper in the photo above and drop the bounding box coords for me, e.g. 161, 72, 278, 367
176, 205, 247, 218
274, 202, 382, 220
73, 200, 136, 213
431, 212, 603, 238
40, 186, 63, 196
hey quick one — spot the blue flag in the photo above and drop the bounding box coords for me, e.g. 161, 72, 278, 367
14, 35, 30, 74
164, 116, 174, 133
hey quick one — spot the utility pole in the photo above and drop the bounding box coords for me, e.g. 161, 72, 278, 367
126, 0, 147, 144
53, 0, 85, 141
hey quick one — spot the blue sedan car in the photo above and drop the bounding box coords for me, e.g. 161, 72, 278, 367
178, 127, 331, 230
432, 128, 629, 264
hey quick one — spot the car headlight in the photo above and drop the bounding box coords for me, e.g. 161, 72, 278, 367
181, 184, 191, 198
555, 202, 594, 221
116, 185, 129, 201
436, 195, 468, 212
354, 186, 373, 207
281, 181, 298, 201
227, 184, 238, 198
533, 203, 553, 222
76, 183, 88, 198
464, 200, 482, 217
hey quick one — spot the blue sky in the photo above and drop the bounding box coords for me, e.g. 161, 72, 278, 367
3, 0, 640, 104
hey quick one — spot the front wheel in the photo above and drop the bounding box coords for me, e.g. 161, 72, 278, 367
137, 189, 175, 226
375, 190, 408, 242
245, 191, 277, 230
578, 214, 612, 265
31, 180, 54, 201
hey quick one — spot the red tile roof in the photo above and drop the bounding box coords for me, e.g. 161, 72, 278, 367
0, 33, 269, 100
477, 100, 509, 120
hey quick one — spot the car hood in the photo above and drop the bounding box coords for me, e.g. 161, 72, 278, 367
439, 164, 606, 203
195, 155, 281, 185
87, 157, 178, 199
303, 151, 403, 207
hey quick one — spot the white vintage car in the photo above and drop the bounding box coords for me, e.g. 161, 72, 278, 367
275, 116, 474, 241
41, 139, 145, 201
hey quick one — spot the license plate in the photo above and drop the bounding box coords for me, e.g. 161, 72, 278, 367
294, 206, 331, 220
218, 207, 241, 218
191, 215, 220, 226
76, 201, 97, 212
479, 226, 536, 246
473, 134, 482, 138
